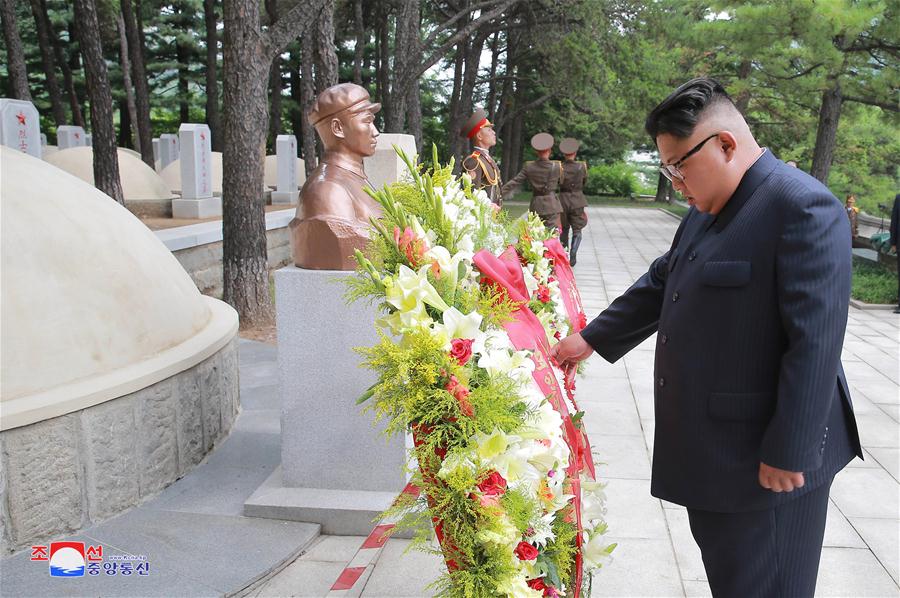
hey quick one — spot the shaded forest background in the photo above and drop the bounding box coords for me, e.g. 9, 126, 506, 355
1, 0, 897, 325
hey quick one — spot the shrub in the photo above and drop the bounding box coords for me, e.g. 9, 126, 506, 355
852, 257, 897, 305
583, 162, 637, 197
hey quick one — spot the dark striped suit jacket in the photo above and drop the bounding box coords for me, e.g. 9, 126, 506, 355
581, 150, 862, 512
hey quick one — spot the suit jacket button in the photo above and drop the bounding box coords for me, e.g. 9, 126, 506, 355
688, 251, 697, 261
672, 291, 679, 302
658, 377, 665, 387
661, 334, 668, 344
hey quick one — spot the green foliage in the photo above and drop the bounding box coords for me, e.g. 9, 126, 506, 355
584, 163, 638, 197
852, 257, 898, 305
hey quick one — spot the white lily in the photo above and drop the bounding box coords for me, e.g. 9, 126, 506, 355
386, 264, 450, 314
582, 528, 615, 570
522, 266, 539, 295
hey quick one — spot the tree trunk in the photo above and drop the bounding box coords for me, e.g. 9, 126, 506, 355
121, 0, 153, 166
447, 44, 464, 167
486, 30, 500, 119
352, 0, 364, 85
176, 31, 191, 123
1, 0, 32, 100
204, 0, 222, 150
734, 60, 752, 114
74, 0, 124, 203
266, 0, 282, 149
314, 0, 338, 92
299, 33, 318, 173
386, 0, 420, 132
375, 4, 391, 127
810, 80, 843, 184
289, 45, 303, 137
117, 13, 141, 151
118, 98, 131, 147
223, 0, 273, 328
452, 29, 488, 166
29, 0, 66, 124
222, 0, 323, 326
654, 172, 672, 203
408, 79, 422, 151
49, 7, 84, 127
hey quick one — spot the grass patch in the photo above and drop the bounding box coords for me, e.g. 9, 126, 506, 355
852, 257, 897, 305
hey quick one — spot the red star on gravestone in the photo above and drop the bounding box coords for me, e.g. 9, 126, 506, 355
16, 112, 26, 125
75, 132, 81, 139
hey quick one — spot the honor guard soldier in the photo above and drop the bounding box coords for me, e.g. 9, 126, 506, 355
500, 132, 563, 231
558, 137, 588, 265
460, 108, 502, 206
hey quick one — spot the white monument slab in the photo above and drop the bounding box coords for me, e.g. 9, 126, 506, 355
57, 125, 86, 149
152, 138, 160, 169
363, 133, 417, 192
84, 134, 92, 147
159, 133, 179, 170
40, 133, 47, 146
0, 99, 42, 159
171, 123, 220, 218
271, 134, 300, 205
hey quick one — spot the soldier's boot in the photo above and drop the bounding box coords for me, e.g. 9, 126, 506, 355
560, 225, 570, 249
569, 233, 582, 266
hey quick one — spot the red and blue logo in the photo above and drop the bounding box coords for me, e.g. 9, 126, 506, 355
48, 542, 85, 577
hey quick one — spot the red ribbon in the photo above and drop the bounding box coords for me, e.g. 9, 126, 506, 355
474, 246, 589, 595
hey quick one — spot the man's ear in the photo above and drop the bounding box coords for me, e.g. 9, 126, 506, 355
719, 131, 738, 163
331, 118, 345, 140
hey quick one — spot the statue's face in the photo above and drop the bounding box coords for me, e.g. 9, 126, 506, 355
337, 110, 379, 158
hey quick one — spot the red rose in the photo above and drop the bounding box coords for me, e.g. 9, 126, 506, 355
477, 471, 507, 497
537, 284, 551, 303
449, 338, 474, 365
445, 375, 474, 417
514, 541, 539, 561
526, 578, 548, 592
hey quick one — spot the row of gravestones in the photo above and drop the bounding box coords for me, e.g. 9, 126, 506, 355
0, 98, 302, 217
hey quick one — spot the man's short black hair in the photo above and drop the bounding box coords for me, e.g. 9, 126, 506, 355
645, 78, 737, 140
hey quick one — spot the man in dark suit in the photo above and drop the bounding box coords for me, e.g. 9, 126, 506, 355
552, 78, 862, 597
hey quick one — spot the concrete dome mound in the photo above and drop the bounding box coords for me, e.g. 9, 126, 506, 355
160, 151, 224, 195
264, 154, 307, 189
44, 146, 174, 201
0, 147, 240, 551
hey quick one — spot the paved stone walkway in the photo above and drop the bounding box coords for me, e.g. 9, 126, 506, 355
254, 206, 899, 597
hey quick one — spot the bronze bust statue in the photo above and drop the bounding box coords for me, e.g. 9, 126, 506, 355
290, 83, 383, 270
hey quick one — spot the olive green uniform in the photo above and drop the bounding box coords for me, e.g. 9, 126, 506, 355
559, 159, 588, 247
500, 158, 563, 230
462, 148, 502, 206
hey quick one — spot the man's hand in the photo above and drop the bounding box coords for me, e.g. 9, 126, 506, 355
550, 333, 594, 377
759, 462, 805, 493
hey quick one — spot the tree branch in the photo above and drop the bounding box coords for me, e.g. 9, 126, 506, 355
494, 93, 551, 128
843, 95, 899, 112
422, 0, 512, 49
263, 0, 328, 57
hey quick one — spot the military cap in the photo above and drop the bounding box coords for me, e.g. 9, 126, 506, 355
531, 132, 554, 151
559, 138, 580, 154
461, 107, 493, 138
309, 83, 381, 127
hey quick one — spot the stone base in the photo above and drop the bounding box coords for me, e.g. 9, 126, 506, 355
271, 190, 299, 205
172, 196, 222, 219
244, 466, 414, 537
243, 266, 409, 534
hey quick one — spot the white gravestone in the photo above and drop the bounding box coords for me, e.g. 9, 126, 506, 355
40, 133, 47, 146
159, 133, 179, 170
57, 125, 86, 149
152, 138, 161, 169
171, 123, 221, 218
271, 134, 300, 205
0, 99, 42, 159
84, 134, 92, 147
363, 133, 417, 192
243, 268, 410, 536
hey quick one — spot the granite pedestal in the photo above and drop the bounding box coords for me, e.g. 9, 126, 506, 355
244, 266, 409, 536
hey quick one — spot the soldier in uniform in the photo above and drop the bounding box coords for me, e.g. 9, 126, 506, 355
558, 137, 588, 265
500, 132, 563, 231
460, 107, 502, 206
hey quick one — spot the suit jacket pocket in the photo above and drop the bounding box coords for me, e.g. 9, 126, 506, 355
701, 260, 751, 287
708, 392, 774, 422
